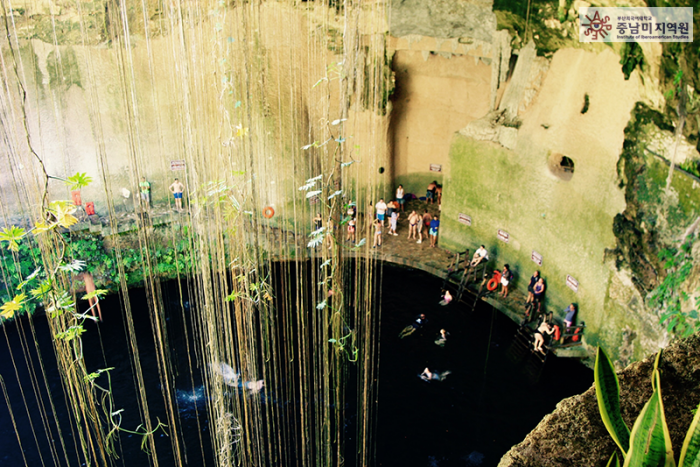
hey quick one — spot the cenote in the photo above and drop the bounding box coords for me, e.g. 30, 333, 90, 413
0, 262, 591, 467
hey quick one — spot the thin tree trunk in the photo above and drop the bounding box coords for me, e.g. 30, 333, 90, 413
666, 86, 687, 193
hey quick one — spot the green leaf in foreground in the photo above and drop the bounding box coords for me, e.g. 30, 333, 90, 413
679, 400, 700, 467
623, 369, 675, 467
595, 347, 631, 456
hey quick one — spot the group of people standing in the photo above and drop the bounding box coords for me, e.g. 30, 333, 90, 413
131, 176, 186, 212
370, 184, 441, 248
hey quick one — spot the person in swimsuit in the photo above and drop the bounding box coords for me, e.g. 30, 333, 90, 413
346, 218, 356, 243
420, 367, 451, 382
429, 215, 440, 247
426, 181, 437, 204
372, 219, 382, 248
169, 178, 185, 211
439, 290, 452, 306
399, 314, 427, 339
407, 210, 419, 240
434, 329, 449, 347
533, 319, 555, 353
418, 209, 431, 244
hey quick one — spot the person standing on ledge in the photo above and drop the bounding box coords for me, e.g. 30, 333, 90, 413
396, 184, 405, 212
499, 264, 513, 298
375, 198, 387, 227
526, 270, 540, 305
429, 215, 440, 247
139, 177, 151, 208
169, 178, 185, 212
426, 180, 437, 204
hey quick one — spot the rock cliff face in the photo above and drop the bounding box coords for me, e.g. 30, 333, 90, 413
389, 0, 497, 43
498, 334, 700, 467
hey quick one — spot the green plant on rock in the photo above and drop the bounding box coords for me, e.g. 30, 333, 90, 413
595, 347, 700, 466
649, 233, 699, 338
620, 42, 644, 81
0, 173, 167, 460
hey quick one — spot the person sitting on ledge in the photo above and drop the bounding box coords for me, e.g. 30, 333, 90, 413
420, 367, 451, 382
564, 303, 577, 328
439, 290, 452, 306
399, 313, 427, 339
471, 245, 489, 267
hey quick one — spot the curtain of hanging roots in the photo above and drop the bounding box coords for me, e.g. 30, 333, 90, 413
0, 0, 389, 465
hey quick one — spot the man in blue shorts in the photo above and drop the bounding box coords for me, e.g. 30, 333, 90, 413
169, 178, 185, 211
375, 198, 387, 226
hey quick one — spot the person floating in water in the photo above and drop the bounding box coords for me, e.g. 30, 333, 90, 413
434, 329, 449, 347
398, 313, 427, 339
439, 290, 452, 306
420, 367, 451, 382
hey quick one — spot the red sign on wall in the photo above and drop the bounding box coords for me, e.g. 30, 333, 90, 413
170, 160, 186, 171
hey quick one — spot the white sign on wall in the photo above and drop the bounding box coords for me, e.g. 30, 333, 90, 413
170, 160, 186, 171
566, 275, 579, 293
531, 251, 543, 266
458, 213, 472, 226
430, 164, 442, 172
497, 229, 509, 243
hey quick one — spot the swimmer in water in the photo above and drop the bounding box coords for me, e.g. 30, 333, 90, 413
439, 290, 452, 306
420, 367, 451, 382
398, 313, 427, 339
434, 329, 449, 347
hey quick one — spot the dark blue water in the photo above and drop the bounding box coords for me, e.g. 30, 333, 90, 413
375, 265, 592, 467
0, 262, 592, 467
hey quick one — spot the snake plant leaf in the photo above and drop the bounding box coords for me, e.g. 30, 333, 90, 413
607, 451, 620, 467
623, 369, 675, 467
679, 399, 700, 467
596, 347, 631, 455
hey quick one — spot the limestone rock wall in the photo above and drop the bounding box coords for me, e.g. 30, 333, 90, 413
0, 1, 392, 226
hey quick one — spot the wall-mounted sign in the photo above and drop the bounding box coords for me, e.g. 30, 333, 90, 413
531, 250, 543, 266
458, 213, 472, 226
170, 160, 186, 171
566, 275, 579, 293
430, 164, 442, 172
497, 229, 509, 243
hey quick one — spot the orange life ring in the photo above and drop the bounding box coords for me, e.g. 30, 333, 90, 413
486, 270, 501, 291
263, 206, 275, 219
572, 328, 581, 342
553, 325, 561, 341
